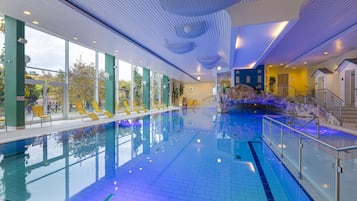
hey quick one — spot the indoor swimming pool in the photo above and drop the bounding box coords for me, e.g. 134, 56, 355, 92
0, 108, 312, 201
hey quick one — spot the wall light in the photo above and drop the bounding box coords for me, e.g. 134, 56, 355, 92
17, 37, 28, 44
103, 72, 110, 80
142, 80, 147, 86
217, 66, 222, 71
197, 76, 201, 80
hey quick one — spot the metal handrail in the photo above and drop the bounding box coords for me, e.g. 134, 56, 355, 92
264, 115, 336, 150
315, 88, 344, 103
264, 114, 357, 201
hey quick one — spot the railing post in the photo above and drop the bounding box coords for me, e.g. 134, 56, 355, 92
324, 90, 327, 108
317, 118, 320, 139
280, 126, 284, 158
335, 157, 342, 201
298, 137, 303, 179
270, 119, 272, 145
263, 118, 265, 138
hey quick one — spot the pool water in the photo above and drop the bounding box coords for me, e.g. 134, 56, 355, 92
0, 108, 310, 201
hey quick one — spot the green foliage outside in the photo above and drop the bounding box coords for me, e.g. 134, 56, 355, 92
133, 66, 142, 105
118, 80, 131, 107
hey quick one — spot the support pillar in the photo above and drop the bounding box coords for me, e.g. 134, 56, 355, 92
4, 16, 25, 129
105, 54, 115, 114
143, 68, 150, 109
163, 75, 169, 107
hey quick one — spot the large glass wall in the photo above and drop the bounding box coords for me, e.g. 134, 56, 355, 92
133, 66, 143, 106
118, 60, 132, 109
25, 26, 65, 120
150, 72, 160, 108
68, 42, 96, 117
0, 16, 175, 124
98, 53, 105, 109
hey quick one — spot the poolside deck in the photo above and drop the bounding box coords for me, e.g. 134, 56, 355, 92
0, 107, 180, 144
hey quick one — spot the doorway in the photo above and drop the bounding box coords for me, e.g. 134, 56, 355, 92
316, 76, 325, 106
344, 70, 356, 106
25, 79, 64, 122
278, 74, 289, 97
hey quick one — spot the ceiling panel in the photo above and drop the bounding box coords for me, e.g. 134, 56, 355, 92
65, 0, 232, 82
264, 0, 357, 66
1, 0, 357, 83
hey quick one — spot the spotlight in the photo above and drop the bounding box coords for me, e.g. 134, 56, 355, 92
17, 37, 27, 44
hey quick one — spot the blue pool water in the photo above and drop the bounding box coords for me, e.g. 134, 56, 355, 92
0, 108, 311, 201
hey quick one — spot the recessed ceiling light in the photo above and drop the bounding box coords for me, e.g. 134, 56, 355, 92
280, 63, 284, 66
272, 21, 289, 38
235, 36, 241, 49
73, 37, 78, 40
32, 21, 39, 25
92, 40, 97, 44
324, 51, 328, 55
293, 67, 296, 69
23, 11, 31, 15
217, 66, 222, 70
304, 61, 308, 64
268, 65, 272, 67
115, 50, 119, 53
197, 76, 201, 80
249, 61, 256, 68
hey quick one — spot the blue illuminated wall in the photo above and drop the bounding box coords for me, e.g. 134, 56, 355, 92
234, 65, 264, 93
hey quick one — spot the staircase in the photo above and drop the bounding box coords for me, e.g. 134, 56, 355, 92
341, 107, 357, 130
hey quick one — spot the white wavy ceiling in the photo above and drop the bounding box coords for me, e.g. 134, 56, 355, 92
67, 0, 233, 81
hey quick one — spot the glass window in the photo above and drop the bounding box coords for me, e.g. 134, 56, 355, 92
25, 26, 65, 74
257, 75, 262, 83
246, 75, 251, 83
98, 53, 105, 109
118, 60, 132, 108
151, 72, 160, 107
24, 26, 66, 121
235, 76, 240, 84
133, 66, 143, 106
68, 42, 96, 116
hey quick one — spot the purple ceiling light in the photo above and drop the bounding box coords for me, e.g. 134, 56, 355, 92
165, 41, 195, 54
197, 55, 220, 69
175, 21, 206, 38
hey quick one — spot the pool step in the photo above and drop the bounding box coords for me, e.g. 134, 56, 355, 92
341, 106, 357, 130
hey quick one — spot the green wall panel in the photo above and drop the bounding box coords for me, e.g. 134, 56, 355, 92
105, 54, 115, 114
142, 68, 150, 109
4, 16, 25, 128
163, 75, 169, 106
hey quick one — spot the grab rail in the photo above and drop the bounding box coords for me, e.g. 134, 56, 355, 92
263, 115, 357, 201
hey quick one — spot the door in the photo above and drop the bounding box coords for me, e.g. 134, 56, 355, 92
352, 70, 356, 106
344, 70, 355, 106
278, 74, 288, 97
316, 76, 324, 106
25, 79, 64, 122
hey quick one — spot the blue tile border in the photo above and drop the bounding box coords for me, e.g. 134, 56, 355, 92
262, 141, 314, 201
248, 141, 275, 201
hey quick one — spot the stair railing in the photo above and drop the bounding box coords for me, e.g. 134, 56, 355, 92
315, 89, 344, 121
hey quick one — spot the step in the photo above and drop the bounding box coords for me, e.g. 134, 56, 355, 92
342, 118, 357, 123
343, 122, 357, 129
